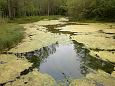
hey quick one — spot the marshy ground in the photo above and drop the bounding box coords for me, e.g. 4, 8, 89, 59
0, 18, 115, 86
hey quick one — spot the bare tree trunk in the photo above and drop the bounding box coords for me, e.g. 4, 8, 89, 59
48, 0, 50, 16
7, 0, 12, 19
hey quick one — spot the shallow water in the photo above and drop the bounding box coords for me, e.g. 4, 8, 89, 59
16, 40, 114, 83
39, 43, 84, 81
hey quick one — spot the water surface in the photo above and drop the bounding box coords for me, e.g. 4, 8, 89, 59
17, 40, 114, 83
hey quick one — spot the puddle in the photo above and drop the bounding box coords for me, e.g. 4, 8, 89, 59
13, 40, 114, 83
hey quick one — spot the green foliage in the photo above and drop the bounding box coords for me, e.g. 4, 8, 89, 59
67, 0, 115, 21
0, 0, 115, 21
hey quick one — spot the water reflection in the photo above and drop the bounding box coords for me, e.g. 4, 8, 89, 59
15, 40, 114, 82
17, 42, 58, 68
73, 41, 114, 74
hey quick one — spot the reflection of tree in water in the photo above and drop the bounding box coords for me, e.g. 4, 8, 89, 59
73, 40, 114, 75
17, 42, 58, 68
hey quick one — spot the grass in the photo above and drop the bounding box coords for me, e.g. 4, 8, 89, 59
0, 15, 62, 52
8, 15, 62, 24
0, 23, 25, 52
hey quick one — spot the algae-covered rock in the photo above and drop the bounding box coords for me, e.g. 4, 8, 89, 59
5, 69, 57, 86
0, 54, 32, 84
70, 70, 115, 86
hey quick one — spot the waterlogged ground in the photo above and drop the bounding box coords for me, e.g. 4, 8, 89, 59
0, 18, 115, 86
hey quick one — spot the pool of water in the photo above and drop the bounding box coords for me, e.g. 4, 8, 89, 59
39, 43, 84, 81
16, 40, 114, 83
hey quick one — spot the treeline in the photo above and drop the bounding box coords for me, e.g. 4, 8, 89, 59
0, 0, 115, 20
67, 0, 115, 20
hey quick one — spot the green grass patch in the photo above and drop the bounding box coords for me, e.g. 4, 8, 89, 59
8, 15, 62, 24
0, 23, 25, 52
0, 15, 62, 52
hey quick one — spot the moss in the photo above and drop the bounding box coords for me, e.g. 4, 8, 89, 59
0, 54, 32, 84
5, 69, 57, 86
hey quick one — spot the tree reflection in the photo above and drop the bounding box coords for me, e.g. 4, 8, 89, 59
73, 40, 114, 74
15, 40, 114, 78
16, 42, 58, 68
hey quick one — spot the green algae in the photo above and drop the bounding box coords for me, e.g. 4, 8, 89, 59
5, 69, 57, 86
72, 35, 115, 50
59, 23, 115, 33
9, 22, 71, 53
90, 51, 115, 62
70, 79, 96, 86
70, 70, 115, 86
0, 54, 32, 84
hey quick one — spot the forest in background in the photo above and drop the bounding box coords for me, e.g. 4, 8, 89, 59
0, 0, 115, 21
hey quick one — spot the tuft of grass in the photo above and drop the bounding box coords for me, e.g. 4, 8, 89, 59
8, 15, 62, 24
0, 23, 25, 52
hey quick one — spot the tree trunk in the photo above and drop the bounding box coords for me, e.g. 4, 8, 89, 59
7, 0, 12, 19
48, 0, 50, 16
